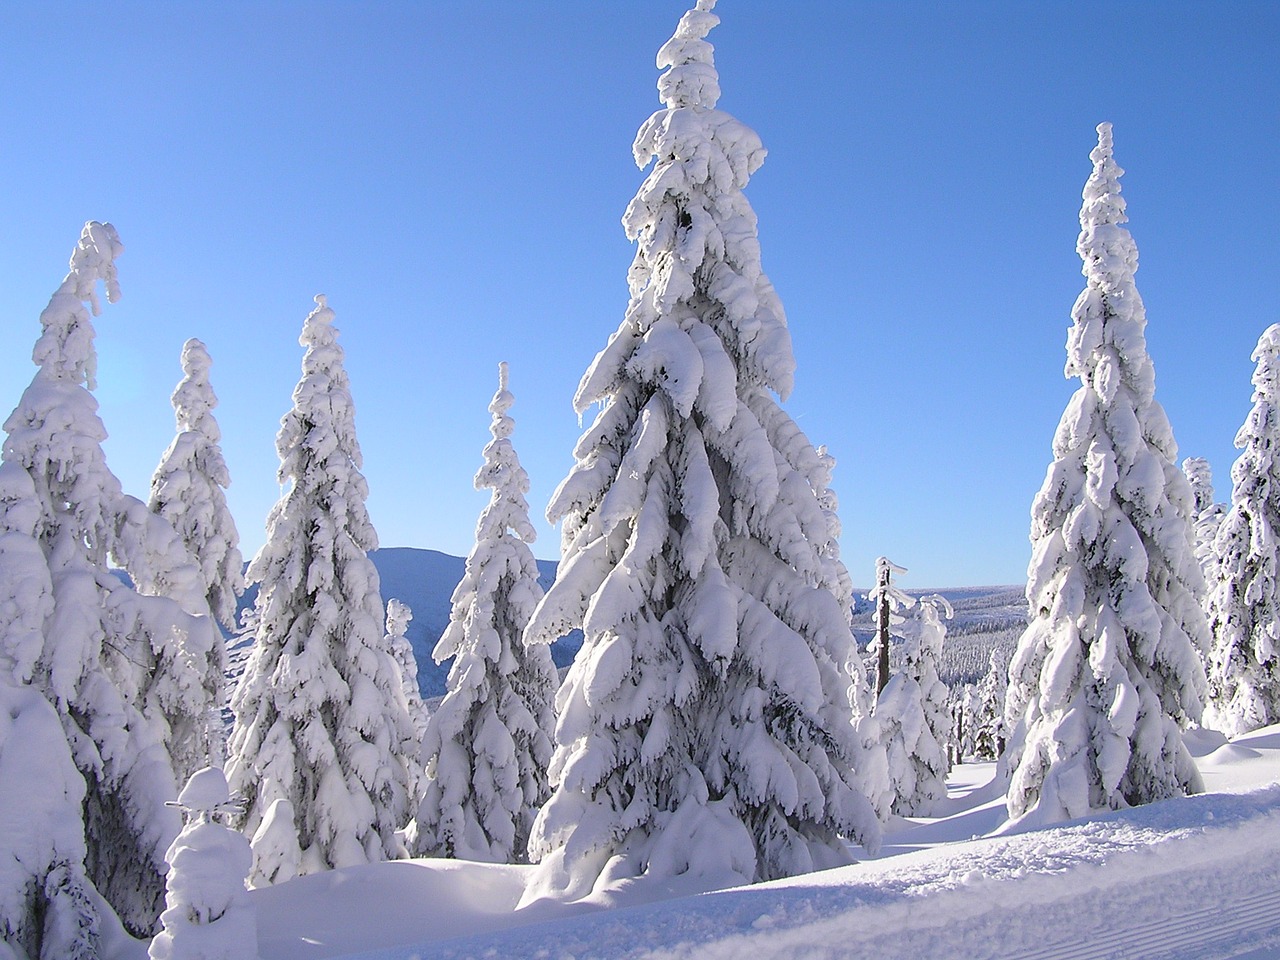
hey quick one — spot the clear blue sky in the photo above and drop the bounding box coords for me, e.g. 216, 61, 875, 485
1, 2, 1277, 587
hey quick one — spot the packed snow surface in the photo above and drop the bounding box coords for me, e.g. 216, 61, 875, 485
236, 724, 1280, 960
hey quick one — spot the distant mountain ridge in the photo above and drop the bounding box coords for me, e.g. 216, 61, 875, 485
233, 546, 579, 699
233, 547, 1026, 699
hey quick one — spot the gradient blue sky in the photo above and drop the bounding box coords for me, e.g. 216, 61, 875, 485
1, 2, 1277, 587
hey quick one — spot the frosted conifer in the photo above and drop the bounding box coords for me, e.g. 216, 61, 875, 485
1005, 125, 1208, 825
1205, 325, 1280, 736
385, 599, 429, 744
0, 222, 190, 937
226, 296, 415, 878
1182, 457, 1226, 584
522, 2, 879, 901
412, 363, 557, 864
875, 595, 952, 816
148, 768, 258, 960
973, 649, 1007, 761
149, 339, 244, 633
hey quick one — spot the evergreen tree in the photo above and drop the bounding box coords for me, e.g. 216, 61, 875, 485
875, 595, 952, 816
412, 363, 557, 864
226, 296, 415, 878
385, 599, 429, 745
522, 1, 879, 901
0, 222, 189, 937
1205, 324, 1280, 736
149, 338, 244, 634
1182, 457, 1226, 584
148, 768, 258, 960
1004, 125, 1208, 825
973, 648, 1007, 761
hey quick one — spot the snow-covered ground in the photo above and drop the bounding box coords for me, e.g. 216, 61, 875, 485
234, 724, 1280, 960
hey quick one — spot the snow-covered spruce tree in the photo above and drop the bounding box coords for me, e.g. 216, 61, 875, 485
0, 222, 191, 937
1004, 124, 1208, 825
150, 339, 244, 634
148, 767, 257, 960
226, 296, 415, 878
385, 599, 429, 745
521, 1, 880, 901
973, 648, 1007, 761
1182, 457, 1226, 583
875, 595, 952, 816
1205, 324, 1280, 737
412, 363, 557, 864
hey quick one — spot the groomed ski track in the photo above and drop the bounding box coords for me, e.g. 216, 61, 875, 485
354, 782, 1280, 960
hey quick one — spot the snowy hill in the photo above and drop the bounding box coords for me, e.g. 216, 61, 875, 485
245, 724, 1280, 960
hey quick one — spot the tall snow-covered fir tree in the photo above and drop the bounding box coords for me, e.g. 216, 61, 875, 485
226, 295, 415, 879
149, 339, 244, 634
875, 595, 952, 817
1004, 124, 1208, 825
411, 363, 557, 864
1182, 456, 1226, 584
0, 222, 199, 938
1205, 325, 1280, 737
521, 1, 880, 902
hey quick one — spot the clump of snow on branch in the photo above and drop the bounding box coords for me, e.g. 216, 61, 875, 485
875, 594, 953, 816
1205, 324, 1280, 737
1004, 125, 1208, 827
148, 767, 257, 960
412, 363, 557, 864
0, 222, 187, 939
227, 296, 416, 881
522, 0, 879, 903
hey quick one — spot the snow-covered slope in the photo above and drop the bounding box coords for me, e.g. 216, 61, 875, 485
246, 725, 1280, 960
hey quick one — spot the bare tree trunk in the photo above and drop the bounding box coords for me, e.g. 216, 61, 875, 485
875, 565, 891, 697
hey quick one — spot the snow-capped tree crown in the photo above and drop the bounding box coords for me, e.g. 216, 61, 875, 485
149, 337, 243, 632
475, 361, 537, 546
1182, 457, 1216, 516
30, 221, 123, 391
171, 339, 222, 443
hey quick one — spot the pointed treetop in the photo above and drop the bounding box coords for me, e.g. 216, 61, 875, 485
1066, 123, 1148, 397
171, 338, 219, 438
656, 0, 721, 110
31, 220, 124, 390
491, 361, 514, 422
1250, 323, 1280, 400
1081, 121, 1127, 232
